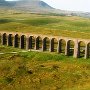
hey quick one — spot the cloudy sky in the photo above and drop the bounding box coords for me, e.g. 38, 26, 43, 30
6, 0, 90, 12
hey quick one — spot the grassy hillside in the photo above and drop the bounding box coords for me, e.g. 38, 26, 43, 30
0, 11, 90, 90
0, 13, 90, 39
0, 46, 90, 90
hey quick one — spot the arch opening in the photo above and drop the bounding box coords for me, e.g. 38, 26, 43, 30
8, 34, 13, 46
0, 33, 1, 44
59, 39, 66, 54
14, 34, 20, 48
67, 40, 75, 56
78, 41, 85, 58
20, 35, 26, 49
29, 36, 35, 49
50, 38, 58, 52
36, 36, 42, 50
2, 33, 7, 45
88, 43, 90, 58
43, 37, 50, 51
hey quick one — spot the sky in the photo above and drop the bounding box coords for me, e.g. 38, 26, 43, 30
6, 0, 90, 12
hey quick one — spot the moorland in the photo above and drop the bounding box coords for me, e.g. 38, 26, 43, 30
0, 10, 90, 90
0, 13, 90, 39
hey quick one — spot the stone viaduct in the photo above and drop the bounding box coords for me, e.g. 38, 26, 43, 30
0, 31, 90, 59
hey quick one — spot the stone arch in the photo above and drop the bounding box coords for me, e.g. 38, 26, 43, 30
36, 36, 42, 50
67, 40, 75, 56
20, 35, 26, 49
59, 39, 66, 54
42, 37, 50, 51
14, 34, 20, 48
28, 36, 35, 49
50, 38, 58, 52
2, 33, 7, 45
8, 34, 13, 46
78, 41, 86, 58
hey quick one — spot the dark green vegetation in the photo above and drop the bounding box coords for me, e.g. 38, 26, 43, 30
0, 46, 90, 90
0, 13, 90, 39
0, 19, 12, 24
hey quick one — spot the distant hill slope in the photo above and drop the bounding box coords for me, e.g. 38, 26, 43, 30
0, 0, 55, 13
13, 0, 53, 9
0, 0, 10, 6
0, 0, 90, 18
12, 0, 55, 13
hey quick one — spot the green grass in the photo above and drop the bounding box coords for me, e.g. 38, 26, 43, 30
20, 18, 60, 26
0, 13, 90, 39
0, 45, 22, 53
0, 46, 90, 90
0, 12, 90, 90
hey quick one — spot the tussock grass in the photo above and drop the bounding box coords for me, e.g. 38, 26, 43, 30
0, 45, 21, 53
0, 46, 90, 90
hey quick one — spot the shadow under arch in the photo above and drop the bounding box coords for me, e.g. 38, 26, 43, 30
28, 36, 35, 49
43, 37, 50, 51
2, 33, 7, 45
59, 39, 66, 54
78, 41, 86, 58
0, 33, 1, 44
67, 40, 75, 56
87, 42, 90, 58
8, 34, 14, 46
50, 38, 58, 52
20, 35, 26, 49
14, 34, 20, 48
36, 36, 42, 50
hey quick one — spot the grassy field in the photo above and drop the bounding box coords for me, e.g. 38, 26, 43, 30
0, 46, 90, 90
0, 13, 90, 39
0, 12, 90, 90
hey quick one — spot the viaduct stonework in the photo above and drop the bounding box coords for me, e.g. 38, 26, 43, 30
0, 31, 90, 59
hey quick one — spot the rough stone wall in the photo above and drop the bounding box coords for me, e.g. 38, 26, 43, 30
0, 31, 90, 59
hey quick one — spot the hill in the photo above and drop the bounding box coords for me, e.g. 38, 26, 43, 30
0, 0, 90, 18
0, 13, 90, 39
0, 0, 55, 13
0, 0, 10, 6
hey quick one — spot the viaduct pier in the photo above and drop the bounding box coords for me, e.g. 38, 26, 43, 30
0, 32, 90, 59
